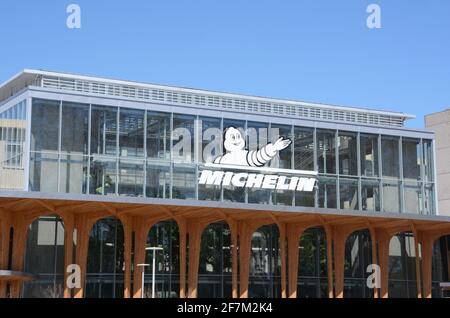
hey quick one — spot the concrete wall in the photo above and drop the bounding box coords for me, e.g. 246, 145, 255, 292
425, 110, 450, 216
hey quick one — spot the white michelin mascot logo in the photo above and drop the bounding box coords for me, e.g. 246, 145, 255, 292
214, 127, 292, 167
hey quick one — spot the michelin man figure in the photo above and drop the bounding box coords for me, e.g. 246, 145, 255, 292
214, 127, 292, 167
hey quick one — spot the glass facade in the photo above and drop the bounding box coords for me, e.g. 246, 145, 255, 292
0, 100, 27, 190
22, 98, 436, 215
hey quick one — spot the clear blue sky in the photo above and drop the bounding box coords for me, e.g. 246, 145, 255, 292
1, 0, 449, 128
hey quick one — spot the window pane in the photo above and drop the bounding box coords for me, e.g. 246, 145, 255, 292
294, 127, 314, 171
381, 136, 399, 178
317, 130, 336, 174
338, 132, 358, 176
59, 154, 88, 194
318, 177, 337, 209
222, 119, 245, 203
404, 181, 422, 214
172, 114, 195, 163
31, 99, 60, 152
271, 126, 293, 207
172, 163, 196, 200
118, 159, 144, 197
340, 178, 359, 210
91, 106, 118, 156
423, 140, 434, 182
61, 102, 89, 154
29, 152, 58, 192
247, 120, 270, 203
200, 117, 221, 163
147, 111, 171, 160
146, 161, 170, 199
361, 179, 380, 211
424, 183, 434, 215
119, 108, 144, 158
382, 181, 400, 213
89, 158, 117, 195
402, 138, 421, 181
360, 134, 378, 177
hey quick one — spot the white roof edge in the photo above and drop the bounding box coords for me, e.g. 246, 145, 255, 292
4, 69, 415, 120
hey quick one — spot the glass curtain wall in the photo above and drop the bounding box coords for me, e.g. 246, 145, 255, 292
28, 98, 436, 215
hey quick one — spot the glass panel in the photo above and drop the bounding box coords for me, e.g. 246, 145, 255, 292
338, 132, 358, 176
361, 179, 380, 211
422, 140, 434, 182
172, 163, 196, 200
223, 119, 245, 203
146, 160, 170, 199
360, 134, 378, 177
61, 102, 89, 154
249, 225, 281, 298
89, 158, 117, 195
29, 152, 59, 192
247, 121, 270, 204
317, 130, 336, 174
340, 178, 359, 210
198, 166, 221, 201
86, 218, 125, 298
382, 181, 400, 213
381, 136, 399, 178
271, 124, 293, 206
318, 177, 337, 209
119, 108, 145, 158
147, 111, 171, 160
294, 127, 315, 171
403, 181, 422, 214
118, 159, 144, 197
344, 230, 372, 298
198, 222, 232, 298
22, 216, 65, 298
424, 183, 434, 215
402, 138, 421, 181
172, 114, 195, 163
146, 221, 180, 298
91, 106, 118, 156
59, 154, 88, 194
31, 99, 60, 152
199, 117, 221, 163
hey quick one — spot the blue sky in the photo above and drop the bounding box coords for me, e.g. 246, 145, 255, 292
0, 0, 449, 128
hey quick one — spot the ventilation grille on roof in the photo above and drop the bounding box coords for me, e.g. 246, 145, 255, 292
39, 76, 406, 127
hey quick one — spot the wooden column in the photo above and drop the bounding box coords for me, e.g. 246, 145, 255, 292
239, 222, 252, 298
0, 211, 11, 298
178, 218, 187, 298
229, 220, 239, 299
287, 224, 301, 298
333, 227, 346, 299
412, 230, 422, 298
63, 214, 74, 298
377, 230, 390, 298
369, 227, 379, 298
122, 216, 132, 298
132, 218, 148, 298
421, 233, 434, 299
74, 215, 90, 298
10, 216, 27, 298
324, 225, 334, 298
187, 220, 203, 298
279, 223, 287, 298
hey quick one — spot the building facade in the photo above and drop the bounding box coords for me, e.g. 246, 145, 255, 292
426, 110, 450, 217
0, 69, 449, 298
